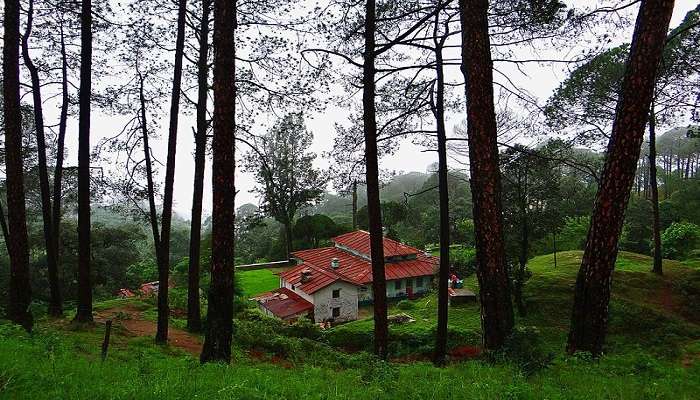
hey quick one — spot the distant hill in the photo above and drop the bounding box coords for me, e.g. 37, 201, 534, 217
309, 171, 430, 218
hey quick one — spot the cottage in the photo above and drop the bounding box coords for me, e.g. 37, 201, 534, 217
256, 230, 438, 323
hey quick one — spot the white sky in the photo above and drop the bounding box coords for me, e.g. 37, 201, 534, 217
33, 0, 699, 220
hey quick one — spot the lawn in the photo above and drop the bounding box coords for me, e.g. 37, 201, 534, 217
237, 268, 280, 297
1, 251, 700, 399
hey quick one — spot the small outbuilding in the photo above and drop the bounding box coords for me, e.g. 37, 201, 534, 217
448, 287, 477, 305
252, 287, 314, 321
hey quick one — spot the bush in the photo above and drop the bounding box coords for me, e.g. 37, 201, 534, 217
491, 326, 554, 376
395, 300, 415, 310
558, 216, 590, 251
662, 222, 700, 260
451, 247, 477, 278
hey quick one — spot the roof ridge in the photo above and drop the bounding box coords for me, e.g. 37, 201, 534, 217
303, 260, 361, 285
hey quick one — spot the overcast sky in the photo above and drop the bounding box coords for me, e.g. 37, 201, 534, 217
33, 0, 698, 220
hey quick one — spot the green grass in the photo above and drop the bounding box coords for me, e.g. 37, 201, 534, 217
237, 269, 280, 297
331, 251, 700, 357
2, 250, 700, 399
2, 320, 699, 399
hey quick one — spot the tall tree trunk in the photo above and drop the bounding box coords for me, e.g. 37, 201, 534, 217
663, 155, 669, 198
21, 0, 62, 317
352, 180, 358, 230
187, 0, 211, 333
137, 69, 162, 271
459, 0, 514, 350
51, 18, 70, 316
200, 0, 236, 364
363, 0, 388, 360
4, 0, 32, 331
433, 8, 451, 365
156, 0, 188, 344
553, 232, 558, 268
74, 0, 93, 323
516, 188, 528, 317
284, 222, 294, 257
567, 0, 674, 356
649, 104, 663, 275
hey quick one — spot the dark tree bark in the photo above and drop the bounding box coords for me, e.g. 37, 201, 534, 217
156, 0, 188, 344
649, 103, 663, 275
4, 0, 33, 331
433, 7, 450, 365
515, 184, 528, 317
51, 19, 70, 315
284, 219, 295, 258
553, 233, 558, 268
187, 0, 211, 333
459, 0, 514, 350
137, 68, 162, 265
352, 180, 358, 231
363, 0, 388, 360
200, 0, 236, 364
567, 0, 674, 356
21, 0, 62, 317
74, 0, 94, 323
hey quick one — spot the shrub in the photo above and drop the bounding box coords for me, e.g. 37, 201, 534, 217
396, 300, 415, 310
662, 222, 700, 260
491, 326, 554, 376
451, 247, 477, 278
558, 216, 590, 251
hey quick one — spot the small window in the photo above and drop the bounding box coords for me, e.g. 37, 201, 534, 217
291, 285, 295, 290
395, 280, 402, 290
332, 307, 340, 318
416, 277, 424, 287
332, 289, 341, 298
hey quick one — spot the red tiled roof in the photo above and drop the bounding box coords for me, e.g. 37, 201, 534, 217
332, 230, 422, 257
290, 232, 438, 289
278, 262, 359, 294
252, 287, 313, 319
291, 247, 371, 284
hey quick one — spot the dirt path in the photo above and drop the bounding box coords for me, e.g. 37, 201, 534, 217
94, 304, 202, 356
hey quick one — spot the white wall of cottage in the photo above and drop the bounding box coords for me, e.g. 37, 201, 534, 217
281, 277, 359, 322
359, 275, 433, 302
311, 281, 359, 323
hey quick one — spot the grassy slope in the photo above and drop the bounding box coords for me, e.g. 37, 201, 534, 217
333, 251, 700, 357
1, 251, 700, 399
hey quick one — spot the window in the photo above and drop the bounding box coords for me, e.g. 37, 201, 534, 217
394, 280, 402, 290
291, 285, 295, 290
416, 277, 424, 287
332, 289, 341, 298
332, 307, 340, 318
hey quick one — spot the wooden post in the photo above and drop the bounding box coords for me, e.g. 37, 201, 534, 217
101, 319, 112, 361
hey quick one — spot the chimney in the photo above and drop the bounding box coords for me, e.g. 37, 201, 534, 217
331, 258, 340, 269
300, 268, 312, 283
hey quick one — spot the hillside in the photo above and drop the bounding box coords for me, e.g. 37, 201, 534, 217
311, 171, 430, 217
1, 251, 699, 399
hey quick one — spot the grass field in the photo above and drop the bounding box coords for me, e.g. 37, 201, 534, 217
1, 251, 699, 399
237, 268, 280, 297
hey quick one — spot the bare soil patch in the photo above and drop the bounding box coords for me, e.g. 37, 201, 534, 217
94, 304, 202, 355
